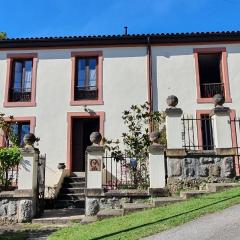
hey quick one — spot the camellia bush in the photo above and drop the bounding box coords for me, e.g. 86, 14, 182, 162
0, 113, 23, 190
103, 102, 166, 189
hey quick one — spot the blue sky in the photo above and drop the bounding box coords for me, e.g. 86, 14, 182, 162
1, 0, 240, 38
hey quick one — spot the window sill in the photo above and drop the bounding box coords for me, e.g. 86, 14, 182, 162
3, 101, 36, 107
70, 99, 104, 106
197, 97, 232, 104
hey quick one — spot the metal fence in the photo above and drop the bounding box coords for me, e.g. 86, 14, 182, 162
182, 115, 214, 150
0, 165, 19, 191
102, 153, 149, 190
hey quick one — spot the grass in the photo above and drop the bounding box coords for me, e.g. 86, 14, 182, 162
49, 187, 240, 240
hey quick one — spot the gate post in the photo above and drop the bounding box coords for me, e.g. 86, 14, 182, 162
148, 132, 167, 196
85, 132, 105, 216
165, 95, 183, 149
210, 94, 232, 149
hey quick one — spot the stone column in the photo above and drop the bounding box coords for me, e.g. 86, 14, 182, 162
165, 95, 183, 149
210, 94, 232, 149
18, 141, 40, 217
85, 132, 105, 216
148, 132, 167, 196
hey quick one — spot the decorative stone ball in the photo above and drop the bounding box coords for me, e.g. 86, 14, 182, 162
166, 95, 178, 107
213, 94, 225, 107
90, 132, 102, 145
149, 131, 160, 143
23, 133, 37, 147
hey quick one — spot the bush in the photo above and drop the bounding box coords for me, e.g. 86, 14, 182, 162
0, 146, 22, 190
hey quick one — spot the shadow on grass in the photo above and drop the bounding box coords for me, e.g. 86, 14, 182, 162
0, 228, 58, 240
92, 194, 240, 240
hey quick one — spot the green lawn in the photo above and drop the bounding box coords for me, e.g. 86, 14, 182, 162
49, 187, 240, 240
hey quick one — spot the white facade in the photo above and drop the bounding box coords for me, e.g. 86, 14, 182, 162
1, 38, 240, 189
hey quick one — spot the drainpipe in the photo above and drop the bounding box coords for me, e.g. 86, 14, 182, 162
147, 36, 153, 131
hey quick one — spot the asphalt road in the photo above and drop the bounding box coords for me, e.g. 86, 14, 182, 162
143, 204, 240, 240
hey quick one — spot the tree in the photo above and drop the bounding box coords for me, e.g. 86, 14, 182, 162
0, 32, 7, 39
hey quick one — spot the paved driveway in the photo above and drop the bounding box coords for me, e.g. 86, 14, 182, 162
143, 204, 240, 240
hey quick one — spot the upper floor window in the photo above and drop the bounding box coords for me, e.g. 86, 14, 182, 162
9, 59, 33, 102
71, 51, 103, 105
75, 57, 98, 100
4, 53, 38, 107
194, 48, 231, 103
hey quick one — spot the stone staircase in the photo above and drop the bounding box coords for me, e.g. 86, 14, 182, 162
33, 182, 240, 224
54, 173, 86, 209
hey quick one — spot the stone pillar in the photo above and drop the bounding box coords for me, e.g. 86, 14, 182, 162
148, 132, 167, 196
165, 95, 183, 149
210, 94, 232, 149
18, 146, 39, 217
85, 132, 105, 216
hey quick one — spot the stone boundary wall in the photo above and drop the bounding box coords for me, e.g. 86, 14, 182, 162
167, 155, 234, 179
0, 190, 34, 223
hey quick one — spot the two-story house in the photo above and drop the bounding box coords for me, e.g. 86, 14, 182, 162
1, 31, 240, 190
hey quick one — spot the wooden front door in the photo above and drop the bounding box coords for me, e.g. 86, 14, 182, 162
72, 117, 99, 172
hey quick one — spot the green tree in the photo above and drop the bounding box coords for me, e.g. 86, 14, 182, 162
0, 32, 7, 39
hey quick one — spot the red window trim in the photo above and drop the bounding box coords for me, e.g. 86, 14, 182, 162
196, 110, 235, 149
70, 51, 103, 106
4, 53, 38, 107
194, 48, 232, 104
0, 116, 36, 147
66, 111, 105, 171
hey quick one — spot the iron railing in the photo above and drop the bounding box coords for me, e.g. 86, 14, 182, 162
182, 115, 214, 150
102, 153, 149, 190
0, 165, 19, 191
200, 83, 224, 98
9, 88, 31, 102
75, 86, 98, 100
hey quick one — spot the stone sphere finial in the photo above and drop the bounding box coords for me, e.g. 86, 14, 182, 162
213, 94, 225, 107
23, 133, 37, 148
166, 95, 178, 108
90, 132, 102, 146
149, 131, 160, 144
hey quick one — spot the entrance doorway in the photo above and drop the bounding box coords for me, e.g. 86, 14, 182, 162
72, 117, 99, 172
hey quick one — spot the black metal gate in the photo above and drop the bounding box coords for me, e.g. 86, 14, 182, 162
36, 153, 46, 216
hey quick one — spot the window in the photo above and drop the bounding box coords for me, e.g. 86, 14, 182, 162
75, 57, 98, 100
194, 48, 231, 103
71, 51, 103, 105
198, 53, 223, 98
4, 53, 38, 107
199, 114, 214, 150
9, 59, 33, 102
11, 122, 30, 146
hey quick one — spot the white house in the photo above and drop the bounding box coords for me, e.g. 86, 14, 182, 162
1, 31, 240, 191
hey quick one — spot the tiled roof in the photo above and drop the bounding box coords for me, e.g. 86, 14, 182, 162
1, 31, 240, 48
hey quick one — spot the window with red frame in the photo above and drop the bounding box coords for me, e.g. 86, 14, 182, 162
74, 57, 98, 100
198, 53, 224, 98
9, 59, 33, 102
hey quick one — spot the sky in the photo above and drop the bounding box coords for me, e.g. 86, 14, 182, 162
1, 0, 240, 38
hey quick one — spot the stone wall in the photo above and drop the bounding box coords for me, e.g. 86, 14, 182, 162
168, 155, 234, 179
0, 190, 34, 223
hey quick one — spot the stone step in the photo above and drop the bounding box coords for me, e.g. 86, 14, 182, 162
81, 216, 98, 224
57, 193, 85, 200
123, 203, 152, 214
180, 190, 209, 199
64, 177, 85, 183
54, 200, 85, 209
152, 197, 184, 207
60, 188, 85, 194
206, 183, 240, 193
63, 182, 85, 188
33, 208, 84, 224
97, 209, 124, 220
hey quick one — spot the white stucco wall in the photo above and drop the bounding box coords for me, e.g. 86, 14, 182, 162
1, 42, 240, 188
0, 47, 148, 189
